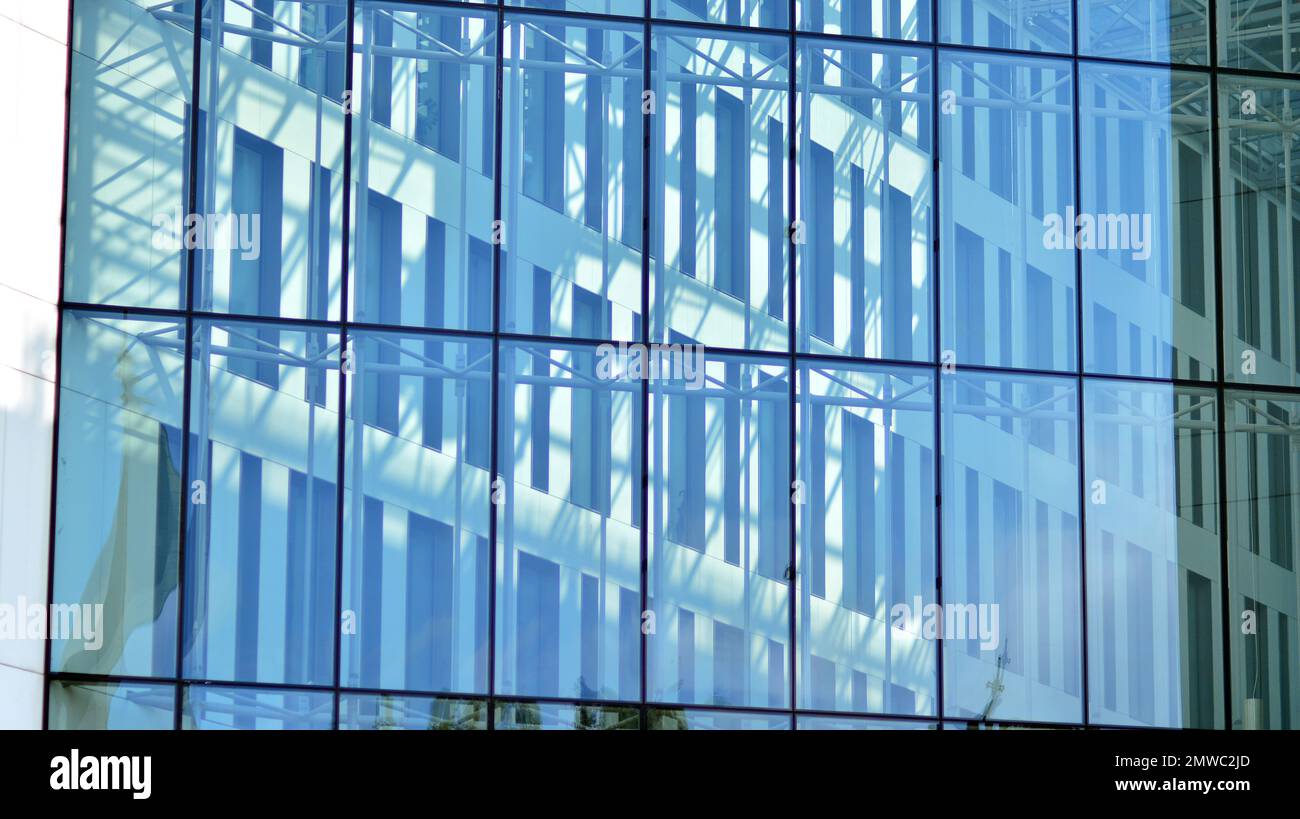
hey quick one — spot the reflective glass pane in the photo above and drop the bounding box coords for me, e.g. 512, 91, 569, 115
648, 708, 791, 729
65, 0, 195, 309
651, 28, 790, 352
648, 355, 791, 707
342, 331, 492, 693
508, 1, 644, 19
351, 2, 497, 331
339, 694, 487, 729
1084, 381, 1223, 728
798, 0, 931, 41
182, 685, 333, 729
501, 14, 644, 341
1225, 392, 1300, 730
1080, 0, 1209, 64
654, 0, 788, 28
495, 701, 640, 729
940, 53, 1076, 373
1220, 76, 1300, 387
48, 681, 176, 730
183, 320, 340, 686
941, 371, 1082, 723
1219, 0, 1300, 73
52, 312, 184, 678
797, 40, 933, 361
194, 0, 345, 320
494, 341, 642, 700
796, 363, 937, 715
1080, 65, 1215, 381
940, 0, 1073, 54
797, 715, 935, 729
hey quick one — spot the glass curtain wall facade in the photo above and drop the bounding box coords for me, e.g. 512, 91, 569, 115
46, 0, 1300, 730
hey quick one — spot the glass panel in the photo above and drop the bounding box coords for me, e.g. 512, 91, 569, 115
194, 0, 346, 321
940, 0, 1073, 54
495, 701, 640, 729
654, 0, 788, 28
494, 341, 642, 700
65, 0, 195, 309
939, 53, 1076, 373
182, 685, 333, 729
1220, 76, 1300, 387
798, 0, 931, 41
648, 708, 791, 729
341, 331, 491, 693
339, 694, 487, 729
52, 312, 185, 678
48, 681, 176, 730
797, 715, 935, 729
796, 363, 937, 715
651, 28, 790, 352
1084, 381, 1223, 728
648, 354, 791, 708
941, 371, 1082, 723
1219, 0, 1300, 73
508, 1, 645, 19
797, 40, 933, 361
1225, 391, 1300, 730
501, 14, 644, 341
182, 320, 340, 686
1080, 0, 1209, 64
351, 2, 497, 331
1080, 65, 1215, 381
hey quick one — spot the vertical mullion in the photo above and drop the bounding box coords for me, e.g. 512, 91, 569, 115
331, 0, 359, 731
931, 0, 944, 727
786, 0, 798, 729
486, 0, 506, 731
639, 0, 651, 731
1209, 0, 1235, 730
1071, 0, 1091, 729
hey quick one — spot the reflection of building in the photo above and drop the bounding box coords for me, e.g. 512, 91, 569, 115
1, 0, 1298, 730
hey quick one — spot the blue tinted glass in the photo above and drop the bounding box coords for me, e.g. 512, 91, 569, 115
941, 371, 1082, 723
651, 28, 789, 352
798, 40, 932, 360
797, 363, 936, 715
1084, 380, 1222, 728
1220, 76, 1300, 387
1219, 0, 1300, 73
797, 715, 936, 730
65, 0, 194, 309
351, 2, 497, 331
1080, 1, 1209, 64
649, 354, 790, 708
508, 1, 644, 18
339, 694, 488, 729
940, 53, 1076, 373
1225, 391, 1300, 730
52, 312, 184, 678
798, 0, 931, 40
501, 15, 644, 341
194, 0, 346, 321
495, 701, 640, 729
183, 320, 340, 686
655, 0, 788, 28
1080, 65, 1214, 380
494, 341, 642, 700
342, 331, 492, 693
941, 0, 1073, 54
48, 682, 176, 730
183, 685, 333, 729
649, 708, 792, 729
